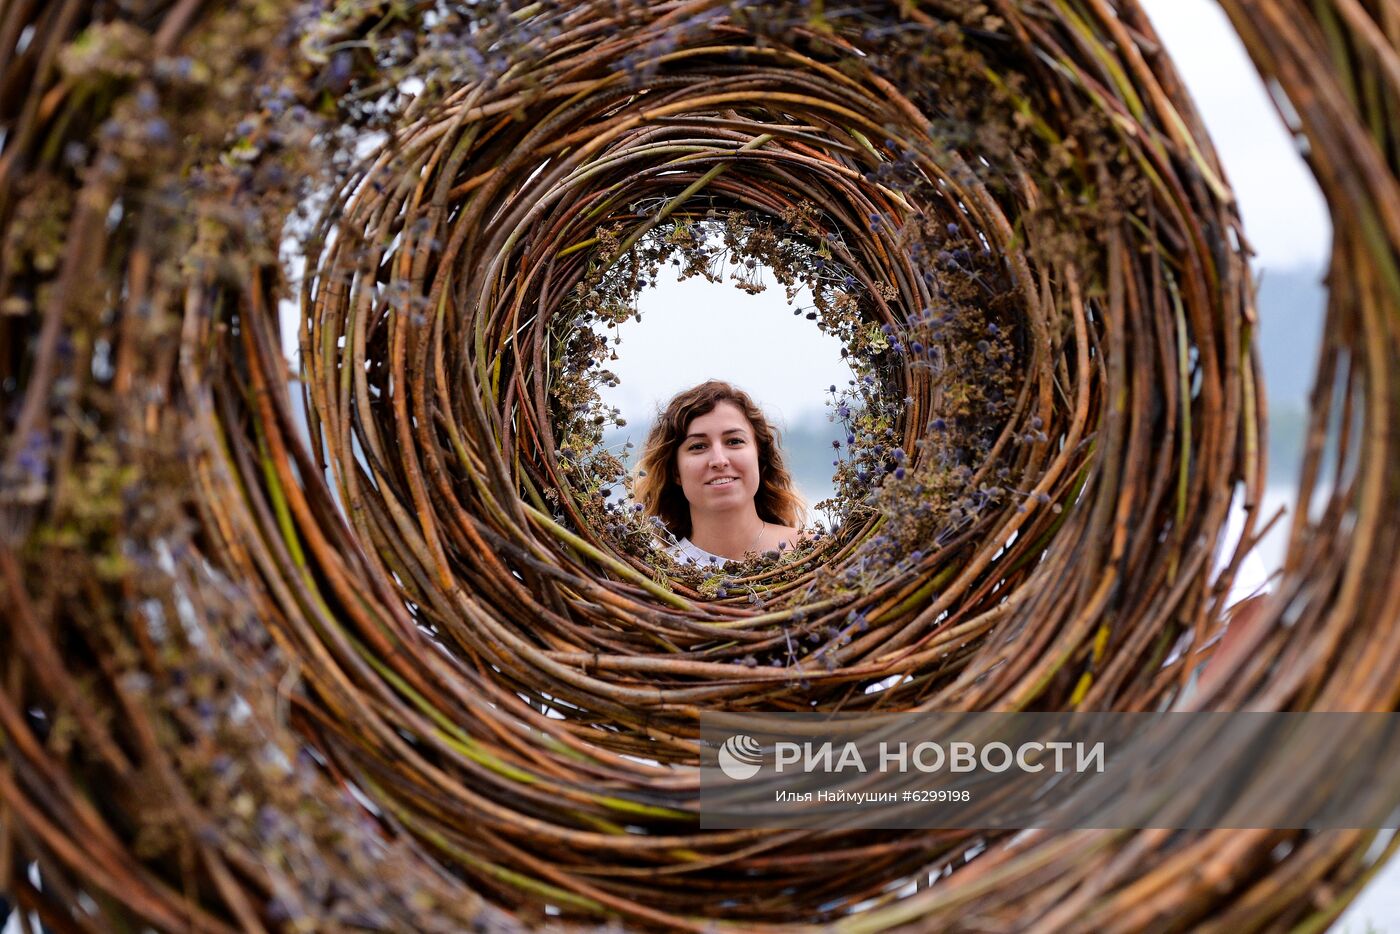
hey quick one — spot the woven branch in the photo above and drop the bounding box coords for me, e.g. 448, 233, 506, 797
0, 0, 1396, 930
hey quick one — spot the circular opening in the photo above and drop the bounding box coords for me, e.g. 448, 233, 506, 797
544, 202, 1022, 588
592, 237, 852, 516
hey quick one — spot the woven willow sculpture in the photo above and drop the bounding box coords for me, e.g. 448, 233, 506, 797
1, 0, 1397, 930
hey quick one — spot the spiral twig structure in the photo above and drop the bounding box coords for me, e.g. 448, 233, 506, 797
1, 0, 1396, 930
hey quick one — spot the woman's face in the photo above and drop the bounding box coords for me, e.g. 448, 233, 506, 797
676, 401, 762, 513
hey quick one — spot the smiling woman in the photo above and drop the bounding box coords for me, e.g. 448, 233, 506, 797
635, 380, 806, 564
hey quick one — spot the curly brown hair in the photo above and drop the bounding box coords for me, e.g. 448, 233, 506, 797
635, 381, 806, 540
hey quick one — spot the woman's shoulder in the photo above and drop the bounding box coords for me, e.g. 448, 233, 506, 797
669, 537, 731, 568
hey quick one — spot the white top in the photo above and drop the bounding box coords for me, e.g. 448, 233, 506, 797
669, 537, 732, 567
